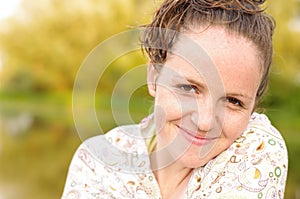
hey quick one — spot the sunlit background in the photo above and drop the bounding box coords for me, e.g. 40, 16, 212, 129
0, 0, 299, 198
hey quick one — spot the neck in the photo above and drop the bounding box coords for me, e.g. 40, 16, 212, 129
155, 163, 193, 199
150, 149, 193, 199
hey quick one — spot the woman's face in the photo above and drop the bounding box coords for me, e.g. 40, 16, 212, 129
147, 27, 262, 168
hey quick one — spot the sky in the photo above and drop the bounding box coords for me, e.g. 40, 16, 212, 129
0, 0, 21, 20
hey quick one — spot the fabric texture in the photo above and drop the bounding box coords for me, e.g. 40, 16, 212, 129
62, 112, 288, 199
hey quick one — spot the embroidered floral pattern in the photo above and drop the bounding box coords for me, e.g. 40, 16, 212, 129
62, 113, 288, 199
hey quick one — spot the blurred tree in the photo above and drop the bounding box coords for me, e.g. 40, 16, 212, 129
0, 0, 154, 93
268, 0, 300, 78
261, 0, 300, 112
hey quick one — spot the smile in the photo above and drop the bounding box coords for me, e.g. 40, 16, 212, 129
176, 125, 217, 146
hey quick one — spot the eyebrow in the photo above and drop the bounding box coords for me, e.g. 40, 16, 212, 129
226, 93, 254, 101
171, 75, 207, 90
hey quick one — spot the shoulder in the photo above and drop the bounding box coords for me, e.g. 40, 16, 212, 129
233, 113, 288, 194
191, 113, 288, 198
65, 120, 151, 176
215, 112, 288, 169
230, 113, 288, 197
74, 123, 148, 170
229, 113, 288, 198
62, 123, 149, 198
242, 112, 288, 167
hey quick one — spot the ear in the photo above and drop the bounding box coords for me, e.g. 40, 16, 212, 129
147, 62, 159, 97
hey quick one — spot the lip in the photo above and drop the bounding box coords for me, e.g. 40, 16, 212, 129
176, 125, 217, 146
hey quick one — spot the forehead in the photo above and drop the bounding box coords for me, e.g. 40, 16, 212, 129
184, 26, 260, 67
161, 26, 262, 93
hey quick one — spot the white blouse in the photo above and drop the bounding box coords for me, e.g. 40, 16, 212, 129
62, 113, 288, 199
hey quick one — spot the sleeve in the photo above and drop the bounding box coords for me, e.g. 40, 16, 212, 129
229, 122, 288, 199
61, 144, 95, 199
61, 126, 146, 199
196, 113, 288, 199
61, 140, 113, 199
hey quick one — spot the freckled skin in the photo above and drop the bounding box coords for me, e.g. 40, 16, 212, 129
147, 26, 262, 168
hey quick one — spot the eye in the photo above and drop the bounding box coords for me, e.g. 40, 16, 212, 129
226, 97, 243, 107
178, 84, 199, 94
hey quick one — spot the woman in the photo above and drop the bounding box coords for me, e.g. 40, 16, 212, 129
62, 0, 288, 198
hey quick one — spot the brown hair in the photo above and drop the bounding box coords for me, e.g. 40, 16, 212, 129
141, 0, 275, 104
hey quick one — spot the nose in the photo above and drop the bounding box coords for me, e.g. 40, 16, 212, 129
190, 98, 215, 132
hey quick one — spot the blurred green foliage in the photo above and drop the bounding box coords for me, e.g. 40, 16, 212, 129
0, 0, 299, 198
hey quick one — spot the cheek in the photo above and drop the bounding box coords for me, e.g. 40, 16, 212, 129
222, 113, 250, 139
154, 87, 183, 121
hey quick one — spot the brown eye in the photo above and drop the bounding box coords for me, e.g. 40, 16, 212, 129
226, 97, 242, 107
